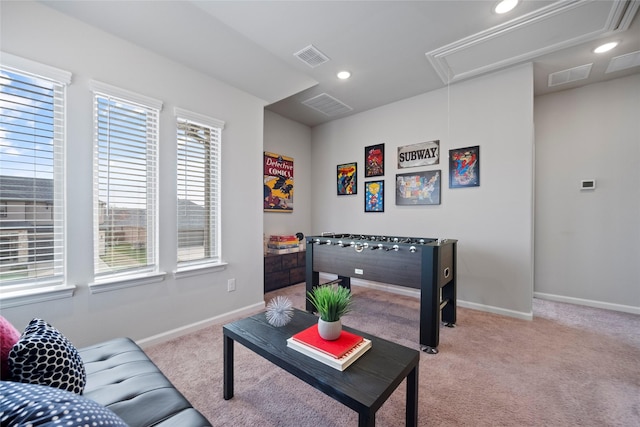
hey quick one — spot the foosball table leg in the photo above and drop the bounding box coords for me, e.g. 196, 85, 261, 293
421, 346, 438, 354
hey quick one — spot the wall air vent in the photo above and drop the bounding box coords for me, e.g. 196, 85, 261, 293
294, 44, 330, 68
302, 93, 353, 116
605, 50, 640, 73
548, 64, 593, 87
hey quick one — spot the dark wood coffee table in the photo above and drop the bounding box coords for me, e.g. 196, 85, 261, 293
223, 308, 420, 426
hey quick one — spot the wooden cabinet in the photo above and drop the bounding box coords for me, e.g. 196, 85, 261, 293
264, 250, 306, 293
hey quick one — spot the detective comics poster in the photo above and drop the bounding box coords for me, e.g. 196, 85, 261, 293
264, 152, 294, 212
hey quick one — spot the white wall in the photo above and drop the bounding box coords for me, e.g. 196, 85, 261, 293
534, 74, 640, 313
263, 110, 312, 239
309, 64, 535, 318
0, 1, 266, 346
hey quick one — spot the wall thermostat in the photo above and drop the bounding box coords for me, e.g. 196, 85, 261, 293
580, 179, 596, 190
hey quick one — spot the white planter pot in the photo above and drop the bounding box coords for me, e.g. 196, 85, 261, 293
318, 318, 342, 340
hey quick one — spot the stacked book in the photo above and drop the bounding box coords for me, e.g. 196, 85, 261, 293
287, 324, 372, 371
267, 235, 300, 254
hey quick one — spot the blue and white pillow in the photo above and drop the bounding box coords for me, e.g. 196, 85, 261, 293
0, 381, 128, 426
8, 318, 86, 394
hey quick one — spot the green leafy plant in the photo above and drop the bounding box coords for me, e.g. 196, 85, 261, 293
306, 284, 352, 322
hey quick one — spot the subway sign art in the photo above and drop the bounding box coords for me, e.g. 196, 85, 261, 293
397, 140, 439, 169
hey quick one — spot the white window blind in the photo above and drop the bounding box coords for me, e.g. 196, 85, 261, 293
175, 108, 223, 267
91, 83, 161, 278
0, 56, 70, 288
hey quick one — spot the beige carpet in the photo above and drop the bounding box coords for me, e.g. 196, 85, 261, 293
146, 284, 640, 426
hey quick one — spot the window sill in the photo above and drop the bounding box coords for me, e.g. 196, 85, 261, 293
0, 284, 76, 308
174, 261, 228, 279
89, 271, 167, 294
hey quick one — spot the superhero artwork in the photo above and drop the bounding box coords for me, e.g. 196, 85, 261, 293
337, 162, 357, 195
449, 146, 479, 188
364, 143, 384, 177
364, 180, 384, 212
264, 152, 294, 212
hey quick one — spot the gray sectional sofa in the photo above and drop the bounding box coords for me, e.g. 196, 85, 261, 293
79, 337, 212, 426
2, 315, 211, 426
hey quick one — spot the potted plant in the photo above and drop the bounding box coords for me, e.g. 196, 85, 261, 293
307, 283, 353, 340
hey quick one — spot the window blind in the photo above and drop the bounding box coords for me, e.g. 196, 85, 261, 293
0, 62, 67, 288
176, 110, 223, 267
92, 89, 159, 278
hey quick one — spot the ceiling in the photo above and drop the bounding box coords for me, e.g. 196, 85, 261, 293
41, 0, 640, 127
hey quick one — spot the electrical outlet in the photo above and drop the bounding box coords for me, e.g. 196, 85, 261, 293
355, 268, 363, 275
227, 278, 236, 292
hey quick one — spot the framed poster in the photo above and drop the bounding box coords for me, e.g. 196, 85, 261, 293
396, 170, 441, 205
364, 143, 384, 177
337, 162, 357, 195
264, 152, 294, 212
449, 145, 479, 188
364, 180, 384, 212
398, 140, 439, 169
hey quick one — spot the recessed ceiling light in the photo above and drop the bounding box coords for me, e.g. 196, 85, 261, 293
494, 0, 518, 14
337, 71, 351, 80
594, 42, 618, 54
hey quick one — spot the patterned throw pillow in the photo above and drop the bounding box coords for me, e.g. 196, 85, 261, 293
8, 318, 86, 394
0, 381, 129, 427
0, 316, 21, 381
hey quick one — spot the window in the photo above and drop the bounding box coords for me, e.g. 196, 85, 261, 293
0, 54, 70, 288
90, 81, 162, 280
175, 108, 224, 269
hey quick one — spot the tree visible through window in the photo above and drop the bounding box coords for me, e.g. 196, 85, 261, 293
176, 109, 223, 267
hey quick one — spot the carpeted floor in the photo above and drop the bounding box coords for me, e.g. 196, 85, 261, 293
146, 284, 640, 426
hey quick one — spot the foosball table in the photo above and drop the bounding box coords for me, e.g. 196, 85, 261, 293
305, 233, 457, 354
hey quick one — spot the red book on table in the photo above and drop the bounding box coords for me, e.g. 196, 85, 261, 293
291, 324, 364, 359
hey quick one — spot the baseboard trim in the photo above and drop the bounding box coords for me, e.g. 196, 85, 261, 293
322, 274, 534, 321
457, 300, 533, 320
135, 287, 637, 348
534, 292, 640, 315
137, 301, 265, 348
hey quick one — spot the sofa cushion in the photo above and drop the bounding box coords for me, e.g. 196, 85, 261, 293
80, 337, 211, 427
0, 316, 21, 381
0, 380, 128, 426
8, 318, 86, 394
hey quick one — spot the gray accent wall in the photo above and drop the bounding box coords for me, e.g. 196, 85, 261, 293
266, 70, 639, 318
308, 64, 536, 318
534, 74, 640, 313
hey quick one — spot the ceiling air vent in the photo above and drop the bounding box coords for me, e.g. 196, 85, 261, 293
294, 44, 330, 68
302, 93, 353, 116
606, 50, 640, 73
548, 64, 593, 87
